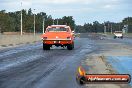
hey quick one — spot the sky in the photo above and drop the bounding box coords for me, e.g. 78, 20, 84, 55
0, 0, 132, 25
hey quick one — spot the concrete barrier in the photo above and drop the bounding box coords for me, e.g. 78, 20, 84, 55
0, 34, 41, 47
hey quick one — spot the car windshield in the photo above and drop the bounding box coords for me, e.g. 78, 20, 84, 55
48, 27, 68, 32
115, 31, 122, 33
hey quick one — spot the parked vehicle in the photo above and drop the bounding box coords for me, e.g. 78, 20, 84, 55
114, 31, 123, 39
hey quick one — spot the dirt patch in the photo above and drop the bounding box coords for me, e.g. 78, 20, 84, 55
100, 56, 116, 74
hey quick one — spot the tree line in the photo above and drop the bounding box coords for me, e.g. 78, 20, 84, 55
0, 9, 75, 33
0, 9, 132, 33
76, 17, 132, 33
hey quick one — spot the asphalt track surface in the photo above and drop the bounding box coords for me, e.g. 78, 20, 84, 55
0, 34, 97, 88
0, 33, 132, 88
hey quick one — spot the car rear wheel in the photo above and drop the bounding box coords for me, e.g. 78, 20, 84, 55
67, 42, 74, 50
43, 44, 50, 50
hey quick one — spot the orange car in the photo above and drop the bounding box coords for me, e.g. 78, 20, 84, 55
41, 25, 74, 50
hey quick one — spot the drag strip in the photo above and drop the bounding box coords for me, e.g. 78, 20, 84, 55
0, 36, 96, 88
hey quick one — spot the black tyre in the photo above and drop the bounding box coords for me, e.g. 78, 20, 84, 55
67, 42, 74, 50
46, 45, 50, 50
114, 36, 116, 39
121, 36, 123, 39
43, 44, 50, 50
